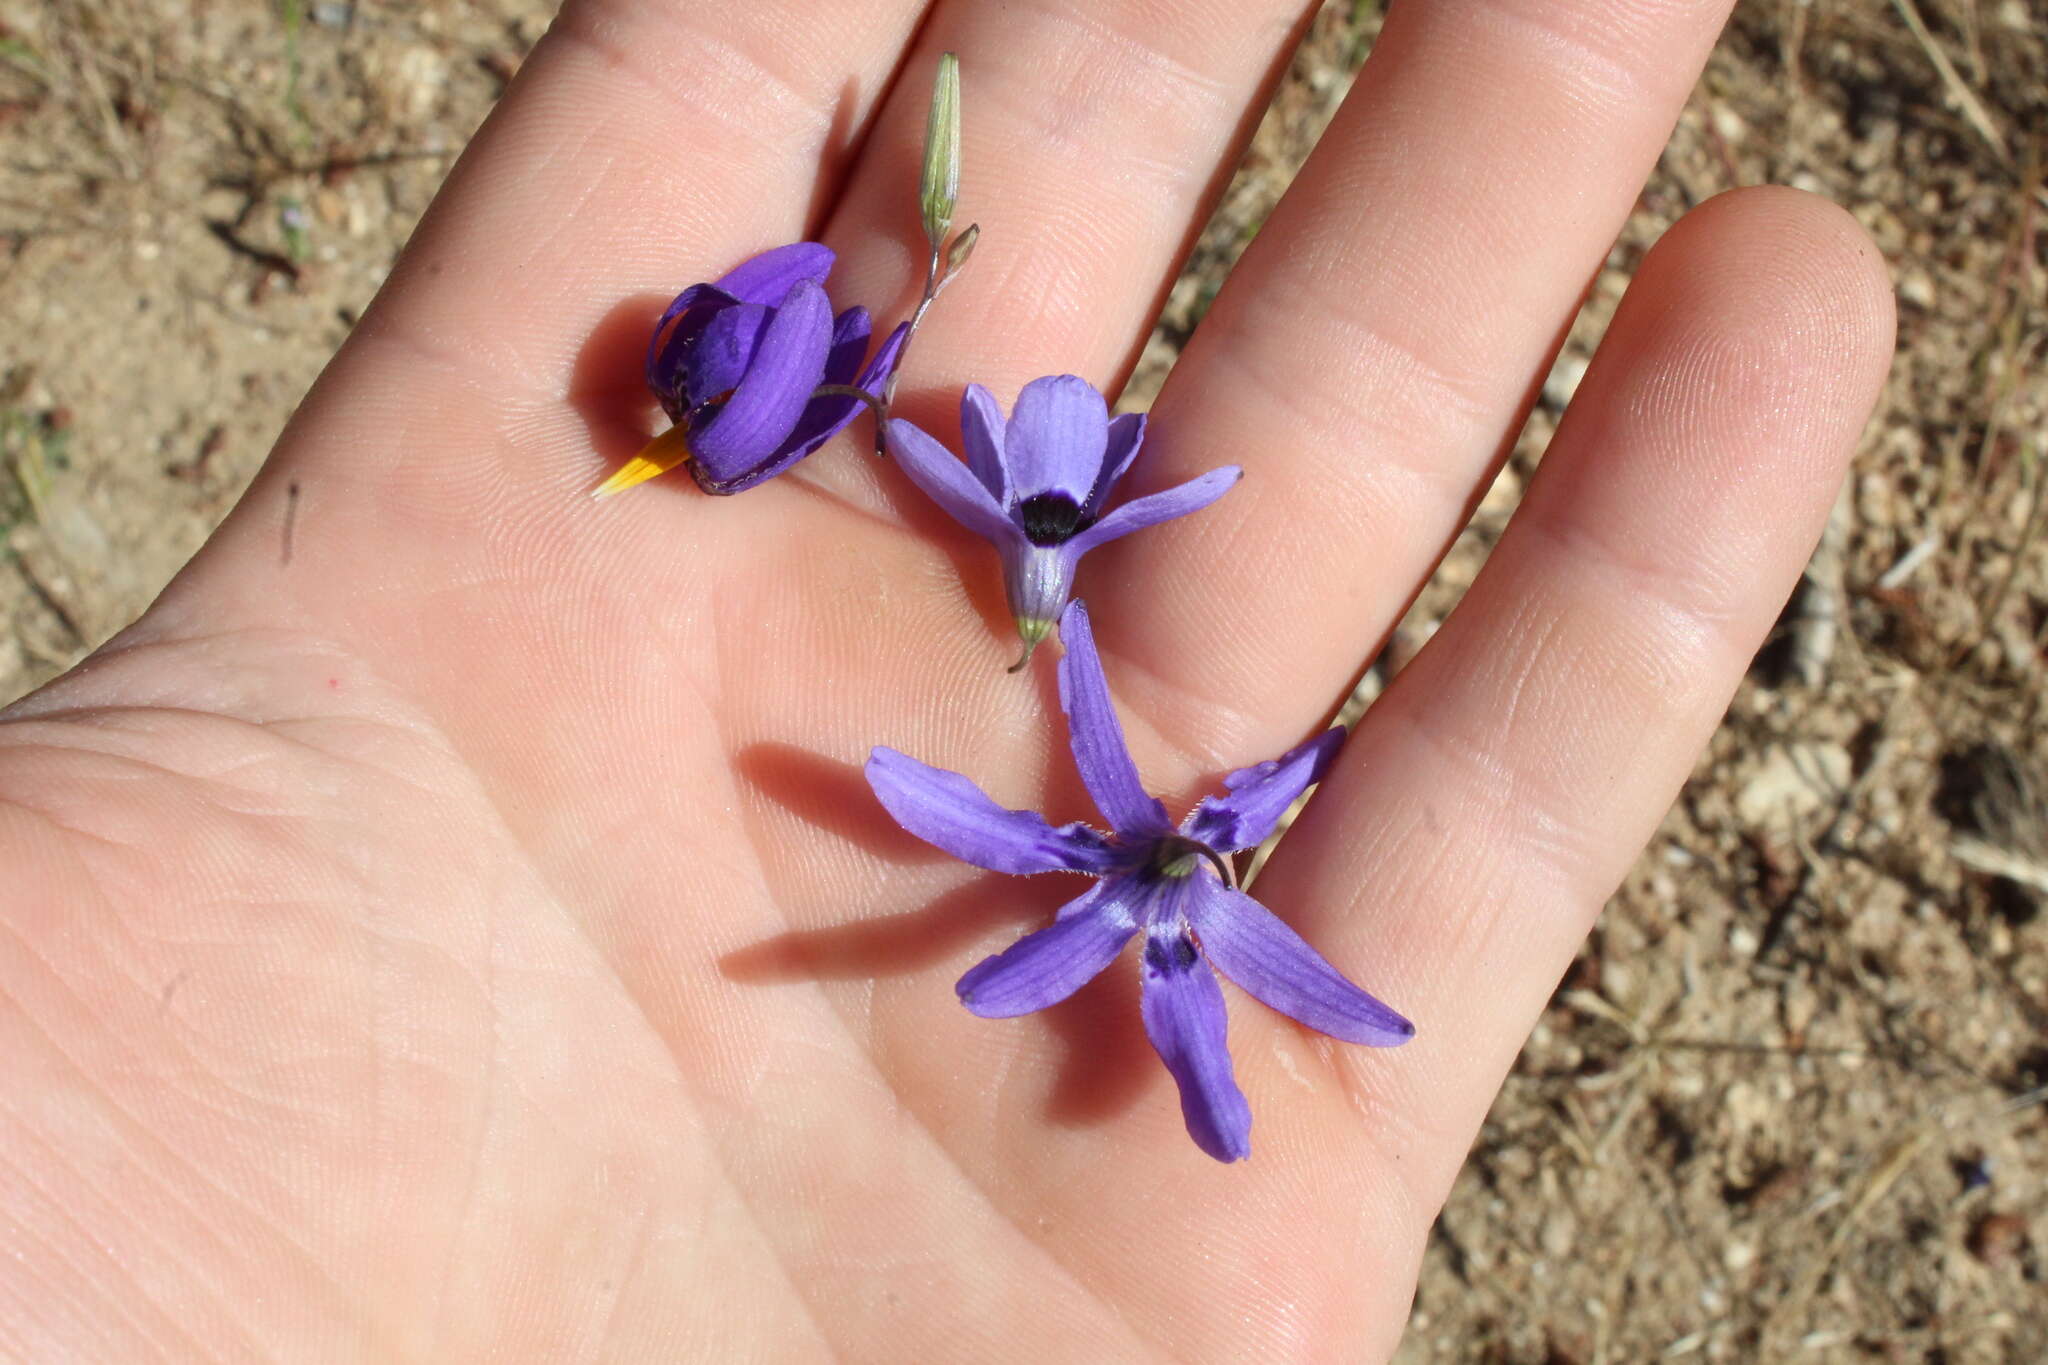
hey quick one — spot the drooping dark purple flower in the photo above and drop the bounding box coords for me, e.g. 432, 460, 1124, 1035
884, 376, 1239, 664
598, 242, 907, 498
865, 599, 1412, 1162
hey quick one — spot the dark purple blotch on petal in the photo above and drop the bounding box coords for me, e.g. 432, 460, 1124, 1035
1143, 928, 1201, 975
1139, 922, 1252, 1163
1184, 727, 1345, 854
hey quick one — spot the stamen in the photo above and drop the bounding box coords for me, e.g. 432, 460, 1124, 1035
1151, 834, 1238, 889
592, 425, 693, 499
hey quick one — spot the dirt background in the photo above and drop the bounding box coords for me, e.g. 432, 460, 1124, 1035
1, 1, 2043, 1360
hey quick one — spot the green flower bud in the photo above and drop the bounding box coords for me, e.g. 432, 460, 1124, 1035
919, 52, 961, 248
945, 221, 979, 278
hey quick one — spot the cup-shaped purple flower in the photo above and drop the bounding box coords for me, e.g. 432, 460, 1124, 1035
884, 376, 1240, 665
865, 600, 1413, 1162
597, 243, 907, 498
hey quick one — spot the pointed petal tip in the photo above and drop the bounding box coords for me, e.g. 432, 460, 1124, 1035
954, 895, 1137, 1015
954, 979, 1014, 1018
713, 241, 836, 306
866, 746, 1118, 876
1188, 882, 1416, 1047
1206, 1133, 1252, 1164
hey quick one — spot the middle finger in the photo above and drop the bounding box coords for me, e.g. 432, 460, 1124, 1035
1091, 0, 1740, 764
816, 0, 1333, 460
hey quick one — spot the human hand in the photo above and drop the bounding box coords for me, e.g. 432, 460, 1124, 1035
0, 0, 1892, 1357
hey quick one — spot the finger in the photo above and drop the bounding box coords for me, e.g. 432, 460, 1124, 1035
142, 0, 932, 766
1243, 188, 1893, 1303
170, 0, 1326, 681
1092, 0, 1742, 762
816, 0, 1330, 445
333, 0, 928, 395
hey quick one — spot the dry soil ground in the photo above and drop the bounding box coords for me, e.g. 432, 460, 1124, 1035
1, 1, 2043, 1361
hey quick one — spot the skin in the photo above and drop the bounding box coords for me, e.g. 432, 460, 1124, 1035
0, 0, 1894, 1359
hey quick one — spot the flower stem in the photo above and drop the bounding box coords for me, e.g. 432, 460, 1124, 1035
872, 222, 980, 456
813, 384, 888, 429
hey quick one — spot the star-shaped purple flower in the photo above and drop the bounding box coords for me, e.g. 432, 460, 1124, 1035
865, 600, 1413, 1162
599, 242, 907, 498
884, 376, 1240, 665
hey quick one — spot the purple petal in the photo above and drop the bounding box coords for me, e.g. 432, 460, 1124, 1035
761, 307, 877, 475
1139, 923, 1252, 1162
856, 320, 910, 392
687, 279, 835, 492
1087, 411, 1147, 515
820, 306, 875, 386
1067, 466, 1242, 556
956, 878, 1143, 1017
646, 282, 736, 405
866, 747, 1115, 876
885, 418, 1021, 547
1005, 375, 1108, 504
1183, 729, 1345, 853
714, 241, 835, 307
745, 318, 909, 494
1055, 601, 1171, 837
1187, 881, 1414, 1047
961, 383, 1009, 502
686, 301, 774, 408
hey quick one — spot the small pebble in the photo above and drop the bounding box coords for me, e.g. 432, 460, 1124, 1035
1968, 1211, 2027, 1268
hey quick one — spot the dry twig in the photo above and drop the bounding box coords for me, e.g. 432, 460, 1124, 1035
1889, 0, 2009, 163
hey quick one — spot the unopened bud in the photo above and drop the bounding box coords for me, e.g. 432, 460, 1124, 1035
945, 221, 979, 277
919, 53, 961, 247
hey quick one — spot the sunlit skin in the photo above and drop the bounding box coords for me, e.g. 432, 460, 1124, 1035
0, 0, 1892, 1359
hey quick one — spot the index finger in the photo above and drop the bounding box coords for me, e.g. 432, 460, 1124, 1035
356, 0, 930, 392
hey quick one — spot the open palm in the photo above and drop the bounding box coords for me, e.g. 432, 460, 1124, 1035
0, 0, 1893, 1358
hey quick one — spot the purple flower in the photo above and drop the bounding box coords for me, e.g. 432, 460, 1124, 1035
598, 242, 907, 498
865, 600, 1412, 1162
884, 376, 1240, 664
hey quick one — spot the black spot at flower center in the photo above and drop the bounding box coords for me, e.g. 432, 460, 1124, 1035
1143, 933, 1201, 976
1017, 492, 1095, 547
